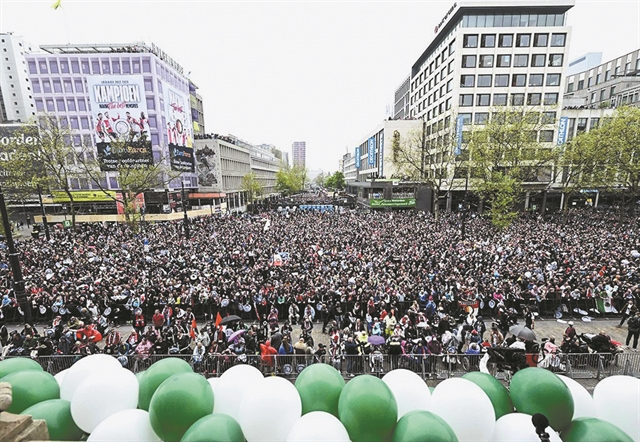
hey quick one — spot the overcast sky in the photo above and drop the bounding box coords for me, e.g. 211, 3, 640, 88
1, 0, 639, 173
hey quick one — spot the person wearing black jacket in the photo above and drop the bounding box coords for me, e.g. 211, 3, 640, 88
344, 336, 359, 376
626, 311, 640, 350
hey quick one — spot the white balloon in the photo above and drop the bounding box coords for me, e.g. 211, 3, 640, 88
88, 409, 160, 442
491, 413, 562, 442
382, 369, 431, 419
287, 411, 350, 442
431, 378, 495, 442
557, 375, 596, 419
54, 369, 69, 388
71, 369, 139, 433
72, 354, 123, 371
61, 364, 121, 401
238, 376, 302, 442
594, 375, 640, 442
213, 364, 264, 421
207, 377, 220, 413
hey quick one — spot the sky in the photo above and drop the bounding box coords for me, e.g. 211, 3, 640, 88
1, 0, 639, 173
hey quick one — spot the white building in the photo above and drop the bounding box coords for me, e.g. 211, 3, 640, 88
0, 33, 36, 123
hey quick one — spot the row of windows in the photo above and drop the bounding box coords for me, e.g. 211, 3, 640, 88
463, 33, 566, 49
29, 58, 152, 76
461, 73, 561, 88
34, 96, 157, 113
462, 53, 563, 68
461, 13, 565, 28
31, 77, 155, 94
459, 92, 559, 107
567, 58, 640, 93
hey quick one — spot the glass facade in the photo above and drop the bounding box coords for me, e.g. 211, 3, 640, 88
462, 13, 565, 28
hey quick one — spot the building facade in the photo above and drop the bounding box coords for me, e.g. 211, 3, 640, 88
0, 33, 36, 123
189, 80, 206, 135
292, 141, 306, 168
393, 76, 411, 120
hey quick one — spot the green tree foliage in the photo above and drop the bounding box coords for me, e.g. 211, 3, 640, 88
241, 172, 264, 204
275, 163, 307, 195
467, 107, 559, 229
324, 171, 345, 190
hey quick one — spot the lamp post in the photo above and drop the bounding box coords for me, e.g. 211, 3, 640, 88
461, 173, 469, 240
0, 185, 32, 325
37, 185, 51, 241
181, 182, 190, 240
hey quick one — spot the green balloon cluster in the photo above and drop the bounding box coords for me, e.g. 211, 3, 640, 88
393, 410, 458, 442
149, 372, 214, 442
510, 368, 574, 431
22, 399, 84, 441
2, 370, 60, 414
0, 357, 43, 379
338, 375, 397, 442
561, 417, 634, 442
295, 363, 345, 417
181, 413, 245, 442
138, 358, 192, 410
462, 372, 513, 419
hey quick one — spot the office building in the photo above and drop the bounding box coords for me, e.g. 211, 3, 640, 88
566, 52, 602, 76
0, 33, 36, 123
292, 141, 306, 168
189, 80, 206, 135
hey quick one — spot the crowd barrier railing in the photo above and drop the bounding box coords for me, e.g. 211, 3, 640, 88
15, 352, 640, 381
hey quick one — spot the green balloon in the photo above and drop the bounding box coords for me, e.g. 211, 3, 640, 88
462, 372, 513, 419
21, 399, 84, 441
2, 370, 59, 414
135, 370, 146, 382
338, 375, 397, 442
181, 413, 245, 442
149, 372, 214, 442
295, 363, 345, 417
393, 410, 458, 442
510, 368, 574, 431
0, 357, 43, 379
429, 386, 435, 394
139, 358, 192, 410
561, 418, 634, 442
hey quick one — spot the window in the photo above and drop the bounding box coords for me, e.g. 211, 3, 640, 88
77, 99, 86, 111
477, 74, 492, 87
529, 74, 543, 87
80, 117, 90, 129
531, 54, 546, 67
70, 117, 79, 130
447, 79, 453, 92
449, 40, 456, 55
493, 93, 508, 106
550, 33, 566, 47
448, 61, 454, 74
32, 81, 41, 93
512, 74, 526, 87
479, 55, 494, 68
511, 93, 525, 106
38, 61, 48, 73
28, 61, 37, 74
476, 94, 491, 106
52, 80, 62, 93
549, 54, 563, 67
514, 54, 529, 67
144, 79, 153, 91
544, 93, 558, 105
102, 61, 110, 74
142, 59, 151, 73
539, 130, 554, 142
481, 34, 495, 47
546, 73, 561, 86
497, 55, 511, 67
133, 61, 141, 73
460, 75, 475, 87
56, 98, 65, 112
60, 61, 69, 73
71, 61, 80, 73
66, 98, 76, 111
91, 60, 100, 73
542, 111, 556, 124
577, 79, 584, 90
74, 79, 83, 93
534, 33, 548, 47
459, 113, 472, 125
516, 34, 531, 47
459, 94, 474, 106
462, 55, 476, 68
42, 80, 51, 93
590, 117, 600, 129
46, 99, 54, 111
566, 82, 574, 93
527, 93, 542, 105
63, 79, 72, 93
495, 35, 513, 49
122, 61, 131, 74
81, 60, 90, 73
35, 99, 44, 111
494, 74, 509, 87
475, 112, 489, 124
600, 89, 607, 101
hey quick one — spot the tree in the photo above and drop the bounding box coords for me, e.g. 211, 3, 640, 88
241, 172, 264, 205
314, 172, 326, 188
324, 171, 345, 190
275, 163, 307, 195
467, 107, 559, 228
7, 115, 82, 227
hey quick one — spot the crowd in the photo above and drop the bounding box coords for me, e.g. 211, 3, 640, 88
0, 204, 639, 375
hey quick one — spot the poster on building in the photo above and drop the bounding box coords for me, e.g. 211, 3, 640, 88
194, 140, 222, 191
116, 192, 146, 215
355, 147, 361, 169
378, 131, 384, 178
87, 75, 153, 171
557, 116, 569, 145
0, 124, 40, 186
368, 137, 376, 166
164, 85, 194, 172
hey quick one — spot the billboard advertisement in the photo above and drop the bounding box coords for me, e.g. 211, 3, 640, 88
368, 137, 376, 165
194, 139, 222, 191
378, 131, 384, 177
355, 147, 361, 169
0, 124, 40, 186
164, 85, 194, 172
87, 75, 153, 171
557, 116, 569, 145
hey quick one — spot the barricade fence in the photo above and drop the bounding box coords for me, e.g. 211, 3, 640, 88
18, 352, 640, 380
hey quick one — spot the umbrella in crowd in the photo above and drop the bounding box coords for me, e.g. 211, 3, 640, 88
509, 324, 537, 342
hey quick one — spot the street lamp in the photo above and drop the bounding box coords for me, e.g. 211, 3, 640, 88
37, 185, 51, 241
461, 173, 469, 240
0, 185, 32, 325
181, 182, 190, 240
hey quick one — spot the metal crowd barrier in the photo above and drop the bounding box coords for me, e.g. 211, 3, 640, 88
17, 352, 640, 380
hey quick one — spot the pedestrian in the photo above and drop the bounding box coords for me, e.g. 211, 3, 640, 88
618, 300, 637, 327
626, 311, 640, 350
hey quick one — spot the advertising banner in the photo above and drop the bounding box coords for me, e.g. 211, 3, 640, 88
116, 192, 146, 215
355, 147, 361, 169
51, 190, 116, 203
194, 140, 222, 191
0, 124, 40, 186
368, 137, 376, 166
369, 198, 416, 208
455, 115, 464, 155
87, 75, 153, 171
557, 116, 569, 145
164, 85, 194, 172
378, 131, 384, 177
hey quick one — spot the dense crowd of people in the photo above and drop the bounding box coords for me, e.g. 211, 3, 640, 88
0, 204, 638, 375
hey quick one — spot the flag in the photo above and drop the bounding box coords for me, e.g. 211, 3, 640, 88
215, 312, 222, 328
51, 0, 62, 9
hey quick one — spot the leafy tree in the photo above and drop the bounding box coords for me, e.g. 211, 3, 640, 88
241, 172, 264, 205
467, 107, 559, 228
314, 172, 326, 187
325, 171, 345, 190
275, 163, 307, 195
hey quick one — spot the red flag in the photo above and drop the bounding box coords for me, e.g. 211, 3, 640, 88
215, 312, 222, 328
